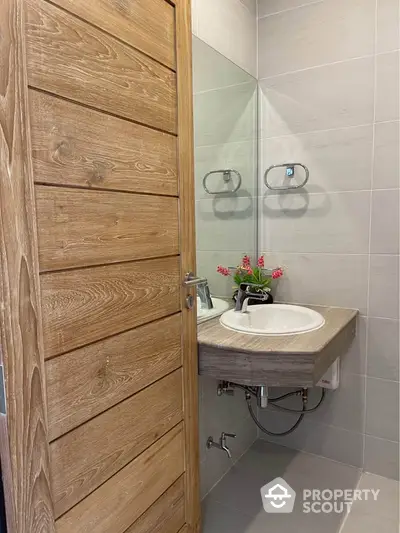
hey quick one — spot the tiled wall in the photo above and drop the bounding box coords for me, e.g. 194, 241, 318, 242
191, 7, 259, 499
192, 0, 258, 77
257, 0, 399, 479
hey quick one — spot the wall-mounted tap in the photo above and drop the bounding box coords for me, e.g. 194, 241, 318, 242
206, 432, 236, 458
235, 282, 271, 313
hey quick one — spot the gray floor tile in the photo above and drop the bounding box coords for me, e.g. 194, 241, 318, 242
202, 498, 255, 533
340, 510, 399, 533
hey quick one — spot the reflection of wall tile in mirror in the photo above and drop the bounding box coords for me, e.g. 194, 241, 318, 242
195, 0, 257, 76
364, 435, 400, 480
194, 82, 257, 147
261, 126, 373, 193
258, 0, 323, 18
366, 377, 400, 442
375, 51, 400, 123
370, 190, 400, 255
262, 252, 369, 314
377, 0, 400, 53
258, 0, 375, 78
192, 36, 253, 94
259, 57, 374, 138
196, 197, 256, 252
195, 140, 257, 200
262, 191, 371, 254
368, 255, 399, 319
367, 318, 400, 381
373, 122, 400, 189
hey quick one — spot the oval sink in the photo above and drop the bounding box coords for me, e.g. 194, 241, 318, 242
220, 304, 325, 336
197, 297, 231, 322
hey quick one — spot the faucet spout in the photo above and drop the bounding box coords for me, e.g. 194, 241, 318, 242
206, 432, 236, 458
235, 283, 271, 312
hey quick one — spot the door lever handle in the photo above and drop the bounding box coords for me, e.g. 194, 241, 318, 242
183, 272, 207, 287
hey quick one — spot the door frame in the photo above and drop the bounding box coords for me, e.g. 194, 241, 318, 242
0, 0, 199, 532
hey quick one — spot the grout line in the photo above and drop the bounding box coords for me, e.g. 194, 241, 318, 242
258, 53, 375, 82
194, 79, 256, 96
258, 0, 324, 20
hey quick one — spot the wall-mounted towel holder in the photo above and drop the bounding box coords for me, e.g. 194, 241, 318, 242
203, 169, 242, 195
264, 163, 309, 191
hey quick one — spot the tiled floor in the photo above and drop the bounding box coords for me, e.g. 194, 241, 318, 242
202, 440, 399, 533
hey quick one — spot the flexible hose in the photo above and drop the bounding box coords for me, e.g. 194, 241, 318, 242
246, 395, 305, 436
245, 388, 326, 437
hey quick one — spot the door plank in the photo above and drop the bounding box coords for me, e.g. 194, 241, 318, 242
26, 0, 177, 133
51, 370, 183, 517
30, 90, 178, 196
41, 256, 180, 358
55, 424, 184, 533
124, 476, 185, 533
175, 1, 201, 531
0, 0, 56, 531
36, 185, 179, 271
47, 0, 176, 70
46, 313, 182, 441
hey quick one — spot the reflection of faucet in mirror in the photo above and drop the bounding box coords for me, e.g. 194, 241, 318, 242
235, 282, 270, 313
197, 279, 213, 310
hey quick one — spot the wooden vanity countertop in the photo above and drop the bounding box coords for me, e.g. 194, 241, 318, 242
198, 305, 358, 387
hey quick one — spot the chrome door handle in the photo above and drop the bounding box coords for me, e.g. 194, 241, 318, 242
183, 272, 207, 287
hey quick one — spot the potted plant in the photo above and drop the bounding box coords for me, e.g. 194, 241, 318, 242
217, 255, 283, 305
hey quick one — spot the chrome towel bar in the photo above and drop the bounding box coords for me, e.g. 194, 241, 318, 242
264, 163, 309, 191
203, 169, 242, 194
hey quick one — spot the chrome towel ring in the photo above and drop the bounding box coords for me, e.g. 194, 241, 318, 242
203, 169, 242, 195
264, 163, 309, 191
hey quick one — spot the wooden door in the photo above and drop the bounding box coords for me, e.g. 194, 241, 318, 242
0, 1, 200, 532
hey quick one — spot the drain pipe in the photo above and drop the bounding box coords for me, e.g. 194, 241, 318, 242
257, 385, 268, 409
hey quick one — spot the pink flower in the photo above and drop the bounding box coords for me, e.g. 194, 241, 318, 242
217, 265, 231, 277
242, 255, 251, 267
272, 267, 283, 280
246, 267, 253, 276
257, 256, 265, 268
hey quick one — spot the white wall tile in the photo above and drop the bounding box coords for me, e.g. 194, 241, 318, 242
364, 435, 400, 480
258, 0, 323, 18
341, 316, 367, 376
370, 190, 400, 254
195, 0, 258, 77
373, 121, 400, 189
375, 51, 400, 123
368, 255, 400, 319
261, 126, 373, 193
366, 377, 400, 441
260, 57, 374, 137
377, 0, 400, 53
261, 191, 371, 254
367, 318, 400, 381
261, 252, 369, 313
258, 0, 375, 78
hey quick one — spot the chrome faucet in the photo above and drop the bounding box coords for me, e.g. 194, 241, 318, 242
197, 279, 213, 310
235, 282, 270, 313
206, 432, 236, 458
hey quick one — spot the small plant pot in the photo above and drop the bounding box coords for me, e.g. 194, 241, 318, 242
232, 290, 274, 306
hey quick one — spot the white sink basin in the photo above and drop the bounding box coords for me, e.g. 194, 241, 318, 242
220, 304, 325, 336
197, 297, 231, 323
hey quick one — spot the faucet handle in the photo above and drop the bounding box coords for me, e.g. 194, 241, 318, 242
221, 432, 236, 440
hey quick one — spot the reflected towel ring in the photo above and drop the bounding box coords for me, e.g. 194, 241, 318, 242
264, 163, 309, 191
203, 169, 242, 195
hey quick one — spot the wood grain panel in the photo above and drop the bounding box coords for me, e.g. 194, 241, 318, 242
41, 256, 180, 358
55, 424, 184, 533
48, 0, 176, 69
46, 313, 182, 441
0, 0, 56, 531
175, 1, 201, 531
30, 90, 178, 196
125, 477, 185, 533
51, 370, 183, 517
26, 0, 177, 133
36, 185, 179, 271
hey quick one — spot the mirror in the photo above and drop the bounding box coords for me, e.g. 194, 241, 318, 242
192, 36, 258, 319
